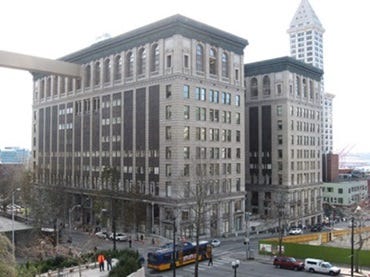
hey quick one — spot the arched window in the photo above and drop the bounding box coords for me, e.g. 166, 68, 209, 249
84, 65, 91, 88
137, 48, 146, 75
303, 79, 307, 97
125, 51, 134, 77
263, 75, 271, 96
221, 52, 229, 77
309, 80, 314, 99
295, 76, 301, 96
94, 61, 101, 85
250, 77, 258, 97
150, 44, 159, 72
209, 48, 217, 75
196, 44, 204, 72
113, 55, 122, 81
103, 59, 111, 83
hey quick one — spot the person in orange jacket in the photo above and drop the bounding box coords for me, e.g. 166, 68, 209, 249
97, 253, 105, 271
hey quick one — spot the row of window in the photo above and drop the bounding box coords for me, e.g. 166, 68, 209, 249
182, 85, 241, 106
249, 76, 319, 101
166, 105, 241, 124
166, 146, 241, 160
165, 163, 242, 177
165, 126, 242, 143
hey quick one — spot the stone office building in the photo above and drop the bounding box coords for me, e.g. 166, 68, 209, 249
31, 15, 248, 238
244, 57, 324, 227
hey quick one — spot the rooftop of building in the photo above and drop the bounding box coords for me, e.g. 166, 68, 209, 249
33, 14, 248, 81
244, 56, 323, 81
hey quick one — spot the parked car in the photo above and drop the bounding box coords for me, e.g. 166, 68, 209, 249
209, 239, 221, 247
109, 232, 128, 241
273, 256, 304, 271
304, 258, 341, 275
310, 225, 322, 232
289, 227, 303, 235
95, 231, 109, 239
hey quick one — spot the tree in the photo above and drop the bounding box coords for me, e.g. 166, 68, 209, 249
0, 234, 16, 276
101, 166, 120, 251
180, 161, 224, 277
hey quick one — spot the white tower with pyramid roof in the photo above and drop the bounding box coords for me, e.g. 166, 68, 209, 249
288, 0, 334, 154
288, 0, 325, 70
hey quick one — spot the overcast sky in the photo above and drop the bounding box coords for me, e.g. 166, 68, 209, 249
0, 0, 369, 154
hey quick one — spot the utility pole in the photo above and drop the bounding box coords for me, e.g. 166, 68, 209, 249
172, 218, 176, 277
245, 212, 252, 259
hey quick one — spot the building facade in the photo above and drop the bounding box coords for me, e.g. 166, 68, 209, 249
322, 180, 368, 206
244, 57, 324, 227
0, 147, 30, 165
288, 0, 334, 154
31, 15, 248, 238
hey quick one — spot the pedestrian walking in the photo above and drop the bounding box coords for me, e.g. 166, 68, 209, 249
129, 238, 132, 248
208, 254, 213, 266
97, 253, 105, 271
106, 255, 112, 271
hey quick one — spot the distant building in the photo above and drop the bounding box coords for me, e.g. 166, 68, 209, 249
0, 147, 30, 164
244, 56, 324, 227
322, 153, 339, 182
322, 180, 368, 206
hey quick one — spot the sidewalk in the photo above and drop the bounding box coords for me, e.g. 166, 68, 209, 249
38, 259, 118, 277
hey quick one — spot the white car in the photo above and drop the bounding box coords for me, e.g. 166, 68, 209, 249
289, 227, 303, 235
209, 239, 221, 247
109, 232, 128, 241
95, 231, 109, 239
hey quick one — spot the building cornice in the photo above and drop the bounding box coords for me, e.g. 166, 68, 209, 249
244, 56, 323, 81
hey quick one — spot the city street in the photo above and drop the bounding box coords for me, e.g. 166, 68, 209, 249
61, 228, 370, 277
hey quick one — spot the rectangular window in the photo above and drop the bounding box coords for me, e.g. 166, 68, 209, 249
184, 146, 190, 159
183, 85, 190, 99
184, 55, 189, 68
166, 84, 172, 98
235, 112, 240, 124
214, 90, 219, 103
277, 84, 282, 95
236, 130, 240, 142
184, 105, 190, 120
165, 105, 172, 119
235, 95, 240, 106
277, 120, 283, 130
200, 88, 206, 101
277, 105, 282, 116
184, 126, 190, 140
165, 181, 171, 196
165, 146, 172, 159
166, 165, 172, 177
166, 55, 172, 68
165, 126, 171, 140
278, 135, 283, 145
195, 87, 200, 100
184, 164, 190, 176
235, 69, 239, 80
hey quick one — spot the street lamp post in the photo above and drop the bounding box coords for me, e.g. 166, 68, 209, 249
351, 216, 354, 277
245, 212, 252, 260
11, 188, 20, 257
172, 218, 176, 277
68, 204, 81, 243
351, 205, 362, 277
231, 259, 240, 277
